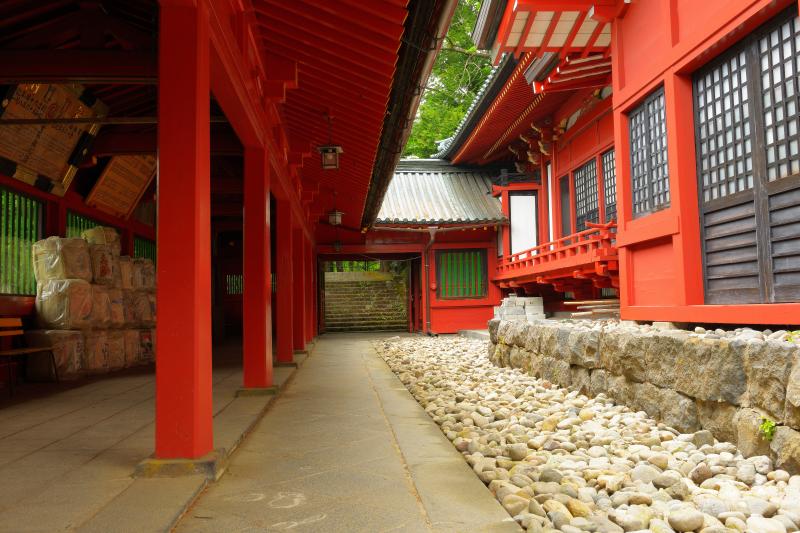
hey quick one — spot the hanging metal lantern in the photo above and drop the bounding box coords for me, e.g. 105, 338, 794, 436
318, 113, 342, 169
327, 209, 344, 226
318, 145, 343, 170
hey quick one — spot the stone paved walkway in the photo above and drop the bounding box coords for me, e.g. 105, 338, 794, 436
175, 333, 520, 533
0, 343, 293, 533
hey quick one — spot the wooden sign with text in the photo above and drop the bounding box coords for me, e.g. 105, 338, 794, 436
87, 155, 157, 219
0, 84, 104, 196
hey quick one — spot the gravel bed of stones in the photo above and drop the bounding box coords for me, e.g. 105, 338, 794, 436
375, 336, 800, 533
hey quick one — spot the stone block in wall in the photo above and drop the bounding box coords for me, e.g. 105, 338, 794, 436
696, 400, 738, 444
566, 327, 599, 368
785, 356, 800, 428
643, 331, 686, 390
629, 381, 662, 419
536, 322, 557, 358
506, 320, 529, 346
770, 426, 800, 472
509, 346, 532, 373
493, 342, 511, 367
541, 357, 571, 388
669, 337, 746, 404
570, 365, 591, 396
599, 327, 649, 382
589, 369, 609, 398
496, 321, 511, 344
488, 318, 500, 344
734, 408, 773, 457
657, 387, 699, 433
742, 339, 797, 421
605, 373, 630, 405
521, 322, 542, 353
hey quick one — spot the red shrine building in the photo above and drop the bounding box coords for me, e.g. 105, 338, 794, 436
0, 0, 799, 465
439, 0, 800, 324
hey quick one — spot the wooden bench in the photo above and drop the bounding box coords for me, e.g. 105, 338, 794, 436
0, 318, 58, 396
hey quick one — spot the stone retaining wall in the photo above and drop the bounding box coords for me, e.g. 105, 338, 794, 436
487, 319, 800, 472
323, 271, 407, 332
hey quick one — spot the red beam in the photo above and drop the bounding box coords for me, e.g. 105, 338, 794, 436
0, 50, 157, 84
258, 0, 401, 52
91, 127, 243, 157
256, 13, 398, 67
260, 38, 393, 89
319, 0, 407, 34
263, 41, 390, 96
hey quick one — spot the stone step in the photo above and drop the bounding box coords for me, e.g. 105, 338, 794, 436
324, 319, 407, 327
324, 320, 408, 327
324, 325, 407, 332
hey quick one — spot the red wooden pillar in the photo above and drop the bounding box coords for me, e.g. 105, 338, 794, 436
242, 146, 272, 387
311, 247, 318, 337
304, 238, 314, 344
275, 198, 294, 362
665, 75, 704, 305
292, 227, 306, 350
155, 1, 212, 459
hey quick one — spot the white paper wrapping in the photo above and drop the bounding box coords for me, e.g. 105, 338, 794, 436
32, 237, 92, 283
35, 279, 93, 329
81, 226, 121, 256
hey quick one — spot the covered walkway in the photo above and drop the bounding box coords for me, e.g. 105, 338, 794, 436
0, 344, 296, 532
176, 334, 519, 533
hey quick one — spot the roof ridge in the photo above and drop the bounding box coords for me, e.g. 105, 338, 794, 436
430, 54, 518, 159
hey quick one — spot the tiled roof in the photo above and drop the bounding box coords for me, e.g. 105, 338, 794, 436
376, 159, 504, 225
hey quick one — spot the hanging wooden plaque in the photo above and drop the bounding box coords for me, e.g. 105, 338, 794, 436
0, 83, 105, 196
86, 155, 157, 220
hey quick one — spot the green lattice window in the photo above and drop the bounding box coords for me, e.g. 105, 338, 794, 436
226, 274, 243, 295
133, 236, 156, 264
0, 187, 43, 295
65, 211, 101, 238
436, 249, 487, 299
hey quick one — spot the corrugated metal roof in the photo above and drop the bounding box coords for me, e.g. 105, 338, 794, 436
376, 159, 505, 225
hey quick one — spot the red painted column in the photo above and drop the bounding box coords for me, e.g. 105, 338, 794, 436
242, 146, 272, 387
155, 1, 212, 459
311, 247, 318, 337
292, 227, 306, 351
275, 198, 294, 362
304, 238, 314, 344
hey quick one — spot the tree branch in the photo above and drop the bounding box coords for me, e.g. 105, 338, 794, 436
442, 36, 490, 58
441, 44, 490, 58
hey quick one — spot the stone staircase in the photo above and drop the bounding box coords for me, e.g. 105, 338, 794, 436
323, 279, 407, 332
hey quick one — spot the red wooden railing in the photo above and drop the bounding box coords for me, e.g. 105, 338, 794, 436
497, 221, 617, 276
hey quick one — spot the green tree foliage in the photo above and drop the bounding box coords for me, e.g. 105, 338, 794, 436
403, 0, 492, 158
